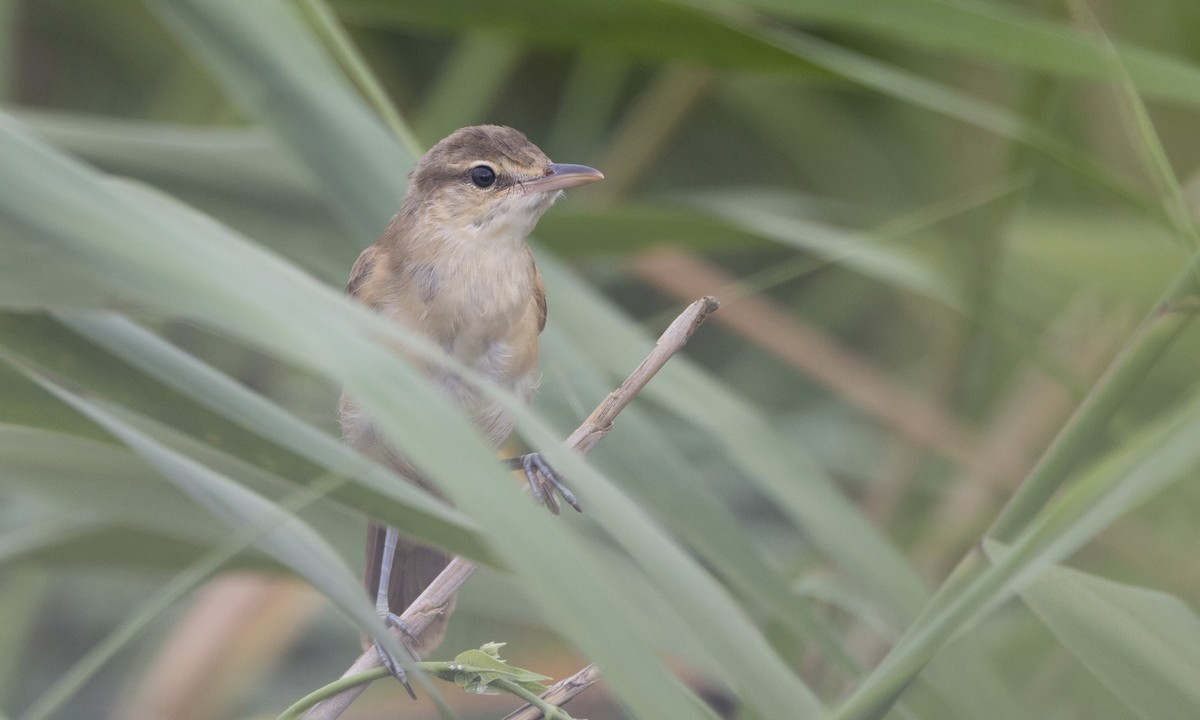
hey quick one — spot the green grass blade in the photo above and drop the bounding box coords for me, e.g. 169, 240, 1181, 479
832, 380, 1200, 719
678, 188, 962, 308
297, 0, 421, 154
57, 312, 482, 557
537, 252, 930, 623
337, 0, 809, 70
742, 27, 1160, 224
727, 0, 1200, 107
1020, 561, 1200, 719
411, 31, 523, 144
146, 0, 412, 241
0, 424, 223, 545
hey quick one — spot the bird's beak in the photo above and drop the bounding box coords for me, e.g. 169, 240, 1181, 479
521, 163, 604, 194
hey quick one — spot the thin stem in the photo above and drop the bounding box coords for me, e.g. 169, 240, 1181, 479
278, 668, 390, 720
988, 270, 1200, 542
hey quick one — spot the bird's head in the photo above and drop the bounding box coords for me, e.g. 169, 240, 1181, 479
402, 125, 603, 238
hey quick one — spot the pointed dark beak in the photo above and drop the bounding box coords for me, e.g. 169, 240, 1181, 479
521, 163, 604, 194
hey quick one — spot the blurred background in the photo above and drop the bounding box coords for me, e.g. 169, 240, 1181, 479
2, 1, 1200, 719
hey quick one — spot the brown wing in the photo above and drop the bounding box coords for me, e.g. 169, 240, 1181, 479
346, 243, 379, 299
533, 266, 547, 333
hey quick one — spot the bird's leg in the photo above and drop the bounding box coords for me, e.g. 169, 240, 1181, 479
504, 452, 582, 515
373, 525, 418, 698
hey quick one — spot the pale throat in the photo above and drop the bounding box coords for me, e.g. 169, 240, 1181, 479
405, 206, 539, 357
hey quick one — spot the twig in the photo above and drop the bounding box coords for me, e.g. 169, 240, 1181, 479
503, 663, 603, 720
564, 295, 720, 456
305, 296, 720, 720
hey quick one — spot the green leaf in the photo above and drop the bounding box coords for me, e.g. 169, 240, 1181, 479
739, 27, 1155, 220
339, 0, 1200, 110
436, 642, 552, 696
0, 424, 219, 546
12, 365, 388, 633
337, 0, 812, 71
535, 203, 772, 256
57, 312, 484, 558
12, 110, 321, 208
411, 32, 524, 144
539, 251, 930, 625
146, 0, 413, 241
678, 188, 963, 308
1019, 560, 1200, 720
735, 0, 1200, 108
832, 379, 1200, 719
538, 324, 859, 674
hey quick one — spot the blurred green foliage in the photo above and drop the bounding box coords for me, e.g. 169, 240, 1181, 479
2, 1, 1200, 719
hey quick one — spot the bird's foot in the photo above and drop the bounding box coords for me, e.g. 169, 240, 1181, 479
373, 610, 419, 698
506, 452, 582, 515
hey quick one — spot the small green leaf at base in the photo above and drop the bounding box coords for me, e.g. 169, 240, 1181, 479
432, 642, 552, 696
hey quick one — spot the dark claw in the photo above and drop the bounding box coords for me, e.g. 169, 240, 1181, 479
374, 611, 417, 698
505, 452, 582, 514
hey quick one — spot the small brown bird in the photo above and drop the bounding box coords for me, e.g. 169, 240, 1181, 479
338, 125, 602, 685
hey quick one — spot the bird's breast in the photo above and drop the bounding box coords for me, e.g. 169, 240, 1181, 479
381, 226, 541, 443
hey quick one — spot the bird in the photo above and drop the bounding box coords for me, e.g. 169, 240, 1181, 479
337, 125, 602, 687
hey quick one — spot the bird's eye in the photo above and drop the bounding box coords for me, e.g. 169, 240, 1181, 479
469, 165, 497, 188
